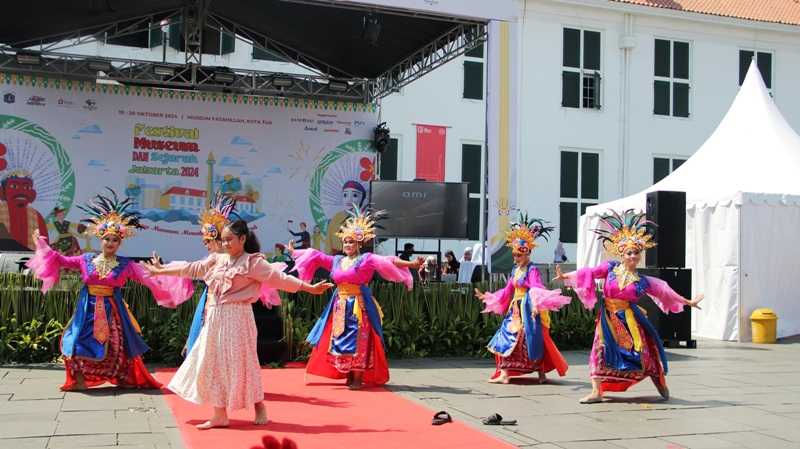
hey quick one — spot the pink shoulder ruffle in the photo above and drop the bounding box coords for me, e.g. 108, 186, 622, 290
369, 254, 413, 290
291, 248, 333, 282
257, 261, 287, 308
529, 287, 573, 312
26, 236, 69, 293
644, 276, 687, 314
563, 268, 599, 309
130, 262, 196, 308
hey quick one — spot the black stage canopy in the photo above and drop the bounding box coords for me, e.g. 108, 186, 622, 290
0, 0, 489, 101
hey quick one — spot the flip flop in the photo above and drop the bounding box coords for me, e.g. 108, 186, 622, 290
482, 413, 517, 426
432, 411, 452, 425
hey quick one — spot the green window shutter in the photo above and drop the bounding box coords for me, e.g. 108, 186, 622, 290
653, 157, 670, 183
559, 202, 578, 243
379, 138, 398, 181
581, 152, 599, 200
149, 24, 163, 48
672, 158, 686, 171
757, 52, 772, 89
562, 71, 579, 108
253, 46, 283, 61
467, 197, 481, 240
221, 31, 235, 55
563, 28, 580, 68
673, 41, 689, 79
465, 43, 484, 58
560, 151, 578, 198
168, 23, 183, 51
461, 144, 482, 194
463, 61, 484, 100
673, 82, 690, 117
654, 80, 670, 115
654, 39, 671, 77
739, 50, 754, 85
583, 30, 601, 71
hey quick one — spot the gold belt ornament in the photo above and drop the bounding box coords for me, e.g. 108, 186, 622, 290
333, 284, 362, 338
604, 298, 643, 352
88, 285, 114, 343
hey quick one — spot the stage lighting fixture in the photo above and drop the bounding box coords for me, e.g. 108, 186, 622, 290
153, 65, 176, 76
362, 13, 381, 46
272, 76, 293, 87
16, 52, 40, 65
373, 122, 390, 153
213, 70, 235, 83
328, 81, 348, 92
88, 60, 111, 72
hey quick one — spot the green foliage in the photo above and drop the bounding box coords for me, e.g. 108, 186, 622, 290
0, 272, 596, 364
0, 317, 64, 363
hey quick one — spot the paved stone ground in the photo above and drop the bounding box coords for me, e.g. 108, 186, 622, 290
2, 337, 799, 449
0, 365, 183, 449
389, 337, 800, 449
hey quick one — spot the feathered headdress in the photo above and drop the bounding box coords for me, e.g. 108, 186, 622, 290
593, 209, 657, 257
199, 193, 237, 241
506, 213, 554, 254
335, 203, 383, 243
77, 188, 142, 240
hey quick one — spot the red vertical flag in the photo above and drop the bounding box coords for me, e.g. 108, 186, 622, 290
415, 124, 447, 181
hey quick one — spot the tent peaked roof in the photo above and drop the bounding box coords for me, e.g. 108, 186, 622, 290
586, 60, 800, 217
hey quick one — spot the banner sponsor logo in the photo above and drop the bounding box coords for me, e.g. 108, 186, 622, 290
83, 99, 97, 111
26, 95, 46, 106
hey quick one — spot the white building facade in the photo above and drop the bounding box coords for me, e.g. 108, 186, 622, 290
44, 0, 800, 264
490, 0, 800, 264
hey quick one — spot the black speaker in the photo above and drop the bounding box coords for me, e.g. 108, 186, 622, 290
638, 268, 695, 348
252, 302, 287, 364
645, 190, 686, 268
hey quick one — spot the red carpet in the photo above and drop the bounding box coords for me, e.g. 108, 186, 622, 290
154, 367, 516, 449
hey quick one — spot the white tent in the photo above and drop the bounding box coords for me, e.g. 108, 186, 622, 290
577, 62, 800, 341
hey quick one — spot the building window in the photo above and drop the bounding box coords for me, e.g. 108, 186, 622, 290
253, 45, 285, 62
167, 21, 234, 55
562, 28, 602, 109
739, 50, 772, 89
379, 138, 399, 181
560, 150, 599, 243
462, 143, 484, 240
463, 43, 484, 100
653, 156, 687, 184
654, 39, 690, 117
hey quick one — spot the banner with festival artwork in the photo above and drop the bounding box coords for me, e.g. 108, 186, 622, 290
0, 73, 378, 260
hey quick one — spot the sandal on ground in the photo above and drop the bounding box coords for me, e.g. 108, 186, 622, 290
432, 411, 453, 425
482, 413, 517, 426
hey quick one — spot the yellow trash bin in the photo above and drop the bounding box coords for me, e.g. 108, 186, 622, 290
750, 308, 777, 344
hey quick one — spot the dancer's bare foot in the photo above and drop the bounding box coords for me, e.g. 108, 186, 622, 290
579, 392, 603, 404
73, 374, 88, 391
196, 419, 229, 430
487, 371, 510, 384
347, 372, 364, 390
254, 401, 269, 425
537, 371, 547, 384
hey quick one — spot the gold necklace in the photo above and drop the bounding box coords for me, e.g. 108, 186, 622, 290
93, 253, 119, 278
613, 263, 639, 289
340, 254, 359, 270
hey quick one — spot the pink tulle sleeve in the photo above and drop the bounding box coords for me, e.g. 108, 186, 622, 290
246, 255, 303, 293
524, 268, 572, 311
291, 248, 334, 282
128, 262, 197, 308
258, 262, 288, 308
26, 236, 83, 293
643, 276, 687, 314
480, 277, 514, 315
369, 254, 413, 290
563, 262, 609, 309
